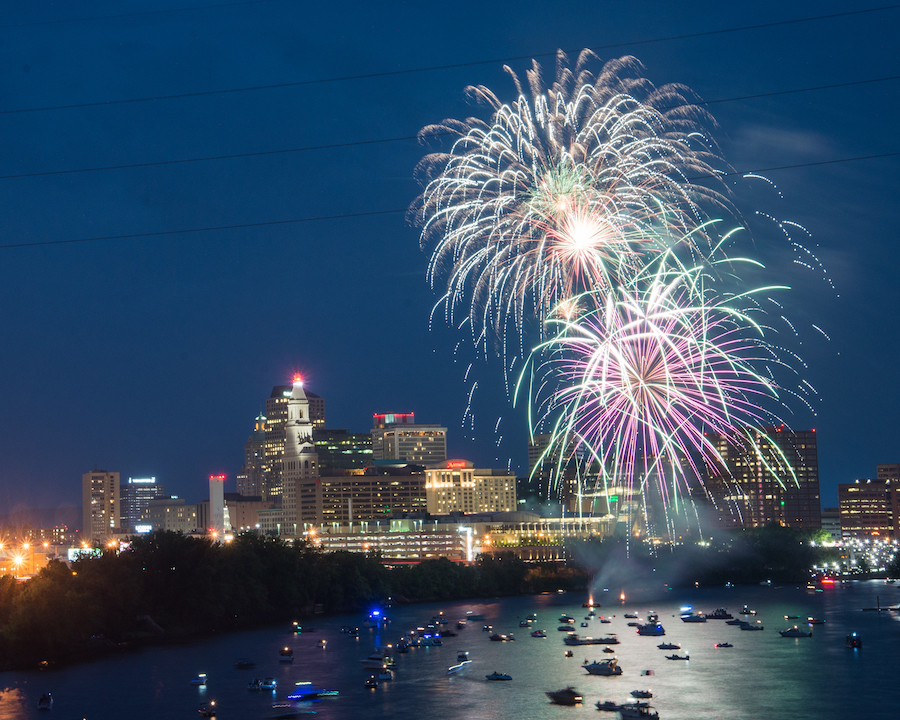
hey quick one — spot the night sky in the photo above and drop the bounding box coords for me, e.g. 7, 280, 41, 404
0, 0, 897, 515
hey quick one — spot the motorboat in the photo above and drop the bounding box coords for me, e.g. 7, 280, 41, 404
279, 647, 294, 662
378, 669, 393, 680
316, 639, 327, 648
248, 678, 263, 691
627, 622, 642, 627
784, 615, 800, 620
485, 671, 512, 681
779, 626, 812, 638
531, 629, 547, 638
631, 690, 653, 698
715, 642, 733, 648
582, 659, 622, 676
618, 702, 659, 719
681, 613, 707, 623
198, 701, 217, 717
361, 649, 396, 669
456, 620, 467, 629
37, 693, 53, 711
597, 700, 621, 712
665, 653, 690, 660
558, 626, 575, 632
603, 647, 616, 653
741, 605, 757, 615
637, 624, 666, 636
740, 622, 764, 631
364, 677, 378, 689
725, 618, 746, 626
846, 632, 863, 649
190, 673, 208, 686
489, 633, 514, 641
806, 617, 826, 625
447, 661, 471, 675
564, 634, 618, 646
559, 615, 575, 623
546, 687, 583, 705
520, 620, 532, 627
458, 650, 469, 661
624, 613, 639, 619
600, 617, 611, 624
261, 678, 277, 690
657, 643, 680, 650
286, 683, 339, 701
565, 650, 574, 657
466, 612, 486, 621
581, 622, 589, 627
708, 608, 733, 620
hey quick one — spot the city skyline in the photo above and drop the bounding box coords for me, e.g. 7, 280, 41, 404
0, 1, 897, 514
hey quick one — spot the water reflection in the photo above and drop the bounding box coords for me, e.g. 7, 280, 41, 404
0, 687, 26, 720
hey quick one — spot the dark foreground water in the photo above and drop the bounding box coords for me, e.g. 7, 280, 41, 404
2, 580, 899, 720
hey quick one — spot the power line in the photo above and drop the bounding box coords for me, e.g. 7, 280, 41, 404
2, 75, 898, 182
0, 152, 896, 251
0, 0, 289, 30
2, 5, 897, 116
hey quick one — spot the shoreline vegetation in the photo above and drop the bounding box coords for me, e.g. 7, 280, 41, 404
0, 526, 846, 671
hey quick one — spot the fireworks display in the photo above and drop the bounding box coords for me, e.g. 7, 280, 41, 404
412, 49, 817, 532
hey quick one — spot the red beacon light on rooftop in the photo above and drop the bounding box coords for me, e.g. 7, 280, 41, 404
292, 373, 303, 385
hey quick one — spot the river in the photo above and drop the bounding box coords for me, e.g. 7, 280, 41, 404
2, 579, 898, 719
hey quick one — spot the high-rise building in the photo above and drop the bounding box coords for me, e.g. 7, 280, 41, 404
209, 474, 227, 536
838, 478, 900, 539
704, 426, 821, 529
371, 413, 447, 464
81, 470, 121, 542
319, 463, 427, 525
281, 376, 320, 534
425, 460, 517, 514
262, 381, 325, 500
142, 498, 197, 534
877, 464, 900, 481
236, 414, 267, 496
120, 477, 166, 532
313, 428, 373, 470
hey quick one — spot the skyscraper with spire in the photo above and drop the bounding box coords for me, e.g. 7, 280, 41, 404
280, 375, 321, 534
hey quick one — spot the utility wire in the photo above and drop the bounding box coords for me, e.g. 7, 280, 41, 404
1, 4, 897, 115
0, 152, 896, 251
0, 0, 290, 30
2, 75, 898, 182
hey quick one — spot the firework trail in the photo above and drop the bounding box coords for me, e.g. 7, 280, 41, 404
411, 50, 732, 350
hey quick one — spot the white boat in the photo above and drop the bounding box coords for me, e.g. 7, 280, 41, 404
582, 658, 623, 676
486, 671, 512, 681
619, 702, 659, 719
681, 613, 707, 623
779, 626, 812, 638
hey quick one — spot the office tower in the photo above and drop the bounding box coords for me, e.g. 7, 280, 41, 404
237, 414, 267, 496
82, 470, 120, 542
425, 460, 517, 514
838, 479, 899, 539
142, 498, 198, 534
281, 376, 320, 534
877, 464, 900, 481
371, 413, 447, 464
262, 380, 325, 500
313, 428, 373, 470
120, 477, 166, 532
319, 462, 427, 524
704, 426, 821, 529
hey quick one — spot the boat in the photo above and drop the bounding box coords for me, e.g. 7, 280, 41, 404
361, 649, 396, 669
681, 613, 707, 623
708, 608, 733, 620
636, 624, 666, 636
618, 702, 660, 719
190, 673, 208, 686
279, 647, 294, 662
740, 622, 764, 631
546, 687, 583, 705
286, 683, 339, 701
779, 626, 813, 638
364, 677, 378, 689
378, 669, 393, 680
597, 700, 621, 712
457, 650, 469, 661
316, 639, 327, 648
846, 632, 863, 649
565, 650, 574, 657
624, 613, 639, 619
564, 634, 618, 646
198, 701, 217, 717
248, 678, 263, 691
630, 690, 653, 698
558, 626, 575, 632
582, 658, 623, 676
715, 642, 733, 648
665, 653, 690, 660
627, 622, 642, 627
456, 620, 467, 629
531, 629, 547, 638
559, 615, 575, 623
603, 647, 616, 653
520, 620, 532, 627
657, 643, 680, 650
447, 661, 471, 675
490, 633, 514, 641
784, 615, 800, 620
806, 617, 826, 625
599, 618, 612, 624
725, 618, 746, 626
581, 622, 589, 627
234, 659, 255, 669
37, 693, 53, 711
261, 678, 277, 690
485, 671, 512, 681
741, 605, 757, 615
466, 612, 486, 621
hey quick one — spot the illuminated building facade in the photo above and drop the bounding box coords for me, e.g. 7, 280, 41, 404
142, 498, 198, 533
319, 463, 427, 525
704, 427, 821, 529
120, 477, 166, 532
838, 478, 900, 539
82, 469, 121, 542
280, 376, 320, 534
262, 382, 325, 500
236, 413, 267, 496
425, 460, 517, 514
371, 413, 447, 464
313, 428, 373, 470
